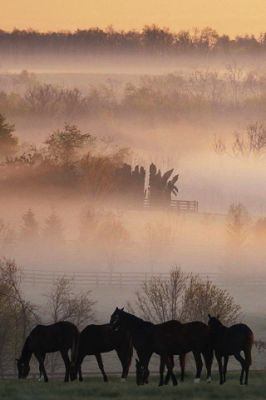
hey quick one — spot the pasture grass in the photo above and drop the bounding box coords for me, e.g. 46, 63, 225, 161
0, 372, 266, 400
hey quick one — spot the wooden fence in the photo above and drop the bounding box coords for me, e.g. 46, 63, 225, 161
144, 198, 199, 213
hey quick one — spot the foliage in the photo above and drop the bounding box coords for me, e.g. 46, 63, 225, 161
128, 267, 241, 324
226, 203, 250, 247
0, 114, 18, 159
45, 124, 94, 166
0, 259, 37, 376
45, 276, 96, 329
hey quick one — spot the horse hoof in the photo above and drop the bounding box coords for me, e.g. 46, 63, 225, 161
194, 378, 200, 384
120, 378, 126, 383
206, 377, 212, 384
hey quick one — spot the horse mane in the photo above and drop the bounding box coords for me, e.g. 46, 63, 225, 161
120, 310, 154, 328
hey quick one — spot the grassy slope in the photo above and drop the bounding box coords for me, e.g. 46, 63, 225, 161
1, 373, 266, 400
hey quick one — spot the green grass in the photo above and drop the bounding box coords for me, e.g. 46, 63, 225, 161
0, 372, 266, 400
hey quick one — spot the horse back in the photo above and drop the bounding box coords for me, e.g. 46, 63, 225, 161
79, 324, 129, 355
217, 323, 253, 356
29, 321, 78, 353
154, 320, 209, 354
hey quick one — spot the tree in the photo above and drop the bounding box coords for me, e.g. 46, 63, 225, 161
45, 124, 94, 166
128, 267, 241, 325
128, 268, 186, 323
43, 211, 64, 243
44, 276, 96, 376
226, 203, 250, 248
0, 114, 18, 159
0, 259, 37, 376
21, 209, 39, 241
45, 276, 95, 329
181, 275, 241, 324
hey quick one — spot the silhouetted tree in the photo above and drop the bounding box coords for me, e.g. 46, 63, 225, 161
0, 114, 18, 159
21, 209, 39, 241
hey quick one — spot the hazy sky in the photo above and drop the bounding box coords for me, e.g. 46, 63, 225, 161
2, 0, 266, 36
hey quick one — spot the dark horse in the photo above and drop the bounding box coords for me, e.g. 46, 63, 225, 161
208, 315, 253, 385
110, 308, 213, 386
16, 321, 79, 382
70, 323, 133, 382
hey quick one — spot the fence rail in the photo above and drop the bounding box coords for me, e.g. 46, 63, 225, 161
20, 269, 266, 288
144, 199, 199, 213
21, 269, 221, 287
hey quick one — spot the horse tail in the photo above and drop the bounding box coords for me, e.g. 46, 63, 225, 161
71, 327, 80, 366
245, 330, 254, 366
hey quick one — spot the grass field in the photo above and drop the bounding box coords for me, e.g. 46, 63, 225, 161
1, 372, 266, 400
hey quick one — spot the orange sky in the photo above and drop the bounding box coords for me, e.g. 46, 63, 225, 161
1, 0, 266, 36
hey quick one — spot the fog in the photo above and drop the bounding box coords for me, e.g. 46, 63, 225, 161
1, 45, 266, 329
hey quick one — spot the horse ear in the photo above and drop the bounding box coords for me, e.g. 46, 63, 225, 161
208, 314, 211, 319
121, 307, 124, 311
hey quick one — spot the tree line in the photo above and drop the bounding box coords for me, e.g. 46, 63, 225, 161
2, 69, 266, 121
0, 26, 266, 55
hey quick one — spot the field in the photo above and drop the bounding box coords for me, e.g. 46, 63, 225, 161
1, 372, 266, 400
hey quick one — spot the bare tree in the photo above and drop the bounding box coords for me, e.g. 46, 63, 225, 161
44, 276, 96, 376
0, 259, 38, 376
128, 268, 186, 323
226, 203, 250, 248
45, 276, 96, 328
181, 275, 241, 324
128, 267, 241, 325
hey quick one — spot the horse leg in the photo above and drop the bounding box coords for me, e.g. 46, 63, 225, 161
202, 349, 213, 383
179, 354, 186, 382
164, 355, 174, 385
223, 355, 229, 383
35, 353, 48, 382
160, 353, 177, 386
115, 349, 129, 381
244, 348, 252, 385
95, 353, 108, 382
193, 351, 203, 383
234, 352, 246, 385
78, 365, 83, 382
215, 352, 224, 385
60, 350, 70, 382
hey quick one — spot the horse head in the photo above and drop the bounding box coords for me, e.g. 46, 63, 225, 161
208, 314, 223, 330
110, 307, 124, 331
16, 357, 30, 379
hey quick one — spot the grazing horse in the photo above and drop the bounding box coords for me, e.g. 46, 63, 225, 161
70, 323, 133, 382
110, 308, 213, 386
16, 321, 79, 382
208, 315, 253, 385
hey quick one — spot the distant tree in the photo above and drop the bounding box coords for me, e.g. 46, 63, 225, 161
21, 209, 39, 241
226, 203, 250, 247
45, 124, 94, 166
0, 114, 18, 159
43, 211, 64, 242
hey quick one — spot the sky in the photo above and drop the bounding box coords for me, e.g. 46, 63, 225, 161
1, 0, 266, 36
